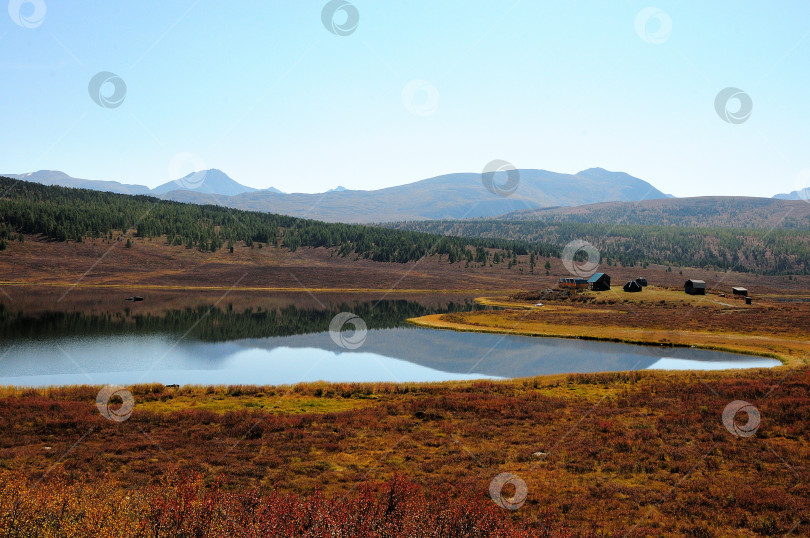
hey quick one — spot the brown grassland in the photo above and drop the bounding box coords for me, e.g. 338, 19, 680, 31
1, 234, 808, 311
0, 235, 808, 535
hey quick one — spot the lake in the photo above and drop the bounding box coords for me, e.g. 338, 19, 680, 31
0, 327, 779, 387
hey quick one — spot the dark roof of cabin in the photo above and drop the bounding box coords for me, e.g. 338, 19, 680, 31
732, 287, 748, 291
685, 280, 706, 288
587, 273, 607, 283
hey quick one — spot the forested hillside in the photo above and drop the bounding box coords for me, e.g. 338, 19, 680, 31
3, 176, 810, 275
502, 196, 810, 229
387, 220, 810, 275
0, 176, 552, 264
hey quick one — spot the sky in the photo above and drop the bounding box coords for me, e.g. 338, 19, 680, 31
1, 1, 809, 197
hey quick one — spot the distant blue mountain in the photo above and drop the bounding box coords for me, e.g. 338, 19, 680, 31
164, 167, 671, 223
151, 169, 256, 196
2, 170, 151, 195
3, 169, 281, 197
773, 187, 810, 201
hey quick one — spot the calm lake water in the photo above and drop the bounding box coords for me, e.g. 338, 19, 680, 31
0, 327, 779, 387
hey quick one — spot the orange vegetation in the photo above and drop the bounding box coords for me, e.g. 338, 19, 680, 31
0, 368, 807, 535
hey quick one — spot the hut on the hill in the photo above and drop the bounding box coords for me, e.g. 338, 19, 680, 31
588, 273, 611, 291
685, 280, 706, 295
732, 287, 748, 296
624, 280, 643, 293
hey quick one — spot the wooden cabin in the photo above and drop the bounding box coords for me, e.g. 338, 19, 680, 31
732, 287, 748, 296
588, 273, 611, 291
685, 280, 706, 295
559, 277, 588, 290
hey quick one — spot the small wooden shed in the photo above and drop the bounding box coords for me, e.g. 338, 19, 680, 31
685, 280, 706, 295
588, 273, 611, 291
732, 287, 748, 296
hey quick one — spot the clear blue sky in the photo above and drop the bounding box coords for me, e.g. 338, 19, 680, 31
2, 1, 809, 197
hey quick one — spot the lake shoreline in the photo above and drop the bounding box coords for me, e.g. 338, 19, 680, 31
407, 289, 810, 369
407, 314, 788, 364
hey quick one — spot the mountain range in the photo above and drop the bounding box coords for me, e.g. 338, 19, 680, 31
24, 167, 810, 224
5, 167, 674, 223
1, 169, 276, 198
162, 168, 672, 223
